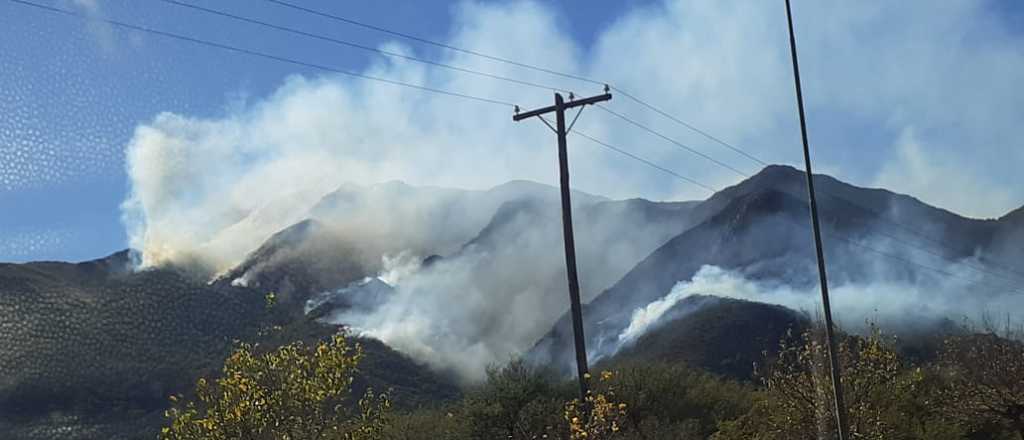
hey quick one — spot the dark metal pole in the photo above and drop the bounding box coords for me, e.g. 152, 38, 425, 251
783, 1, 850, 439
554, 92, 591, 401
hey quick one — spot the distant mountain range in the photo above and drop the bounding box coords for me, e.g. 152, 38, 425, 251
1, 165, 1021, 439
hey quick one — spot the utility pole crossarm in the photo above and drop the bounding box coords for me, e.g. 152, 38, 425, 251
512, 93, 611, 121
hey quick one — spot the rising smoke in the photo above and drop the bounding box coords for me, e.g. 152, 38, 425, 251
605, 262, 1024, 362
315, 191, 692, 382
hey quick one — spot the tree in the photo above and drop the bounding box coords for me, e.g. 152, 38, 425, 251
938, 333, 1024, 439
597, 361, 752, 439
716, 327, 920, 440
160, 333, 390, 440
564, 371, 629, 440
460, 359, 567, 440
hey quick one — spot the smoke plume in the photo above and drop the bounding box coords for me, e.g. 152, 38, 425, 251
610, 263, 1024, 360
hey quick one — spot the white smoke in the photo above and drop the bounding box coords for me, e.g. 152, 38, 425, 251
614, 263, 1024, 357
327, 253, 523, 382
616, 267, 759, 345
377, 252, 422, 286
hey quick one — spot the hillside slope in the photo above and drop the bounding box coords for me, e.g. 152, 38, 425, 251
0, 251, 457, 440
598, 295, 809, 380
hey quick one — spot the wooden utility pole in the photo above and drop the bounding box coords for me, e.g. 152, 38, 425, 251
513, 90, 611, 401
783, 1, 850, 439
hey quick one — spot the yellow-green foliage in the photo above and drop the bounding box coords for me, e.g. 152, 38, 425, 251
714, 327, 962, 440
564, 371, 629, 440
160, 334, 390, 440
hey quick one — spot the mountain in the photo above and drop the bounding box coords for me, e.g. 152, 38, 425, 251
529, 165, 1024, 374
0, 251, 269, 438
990, 205, 1024, 268
213, 179, 609, 316
0, 250, 456, 439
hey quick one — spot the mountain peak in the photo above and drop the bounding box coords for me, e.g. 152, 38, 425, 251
714, 165, 807, 200
753, 164, 804, 182
486, 179, 608, 205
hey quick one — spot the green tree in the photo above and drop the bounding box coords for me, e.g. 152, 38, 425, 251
460, 359, 568, 440
596, 361, 752, 439
160, 334, 390, 440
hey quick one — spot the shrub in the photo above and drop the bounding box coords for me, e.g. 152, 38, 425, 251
595, 361, 753, 438
564, 371, 629, 440
937, 333, 1024, 439
460, 359, 568, 440
160, 334, 390, 440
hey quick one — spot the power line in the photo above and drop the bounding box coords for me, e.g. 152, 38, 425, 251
595, 105, 754, 178
821, 229, 1024, 296
255, 0, 784, 175
155, 0, 573, 94
826, 197, 1024, 282
829, 204, 1024, 285
256, 0, 776, 172
573, 131, 718, 193
610, 86, 770, 167
154, 1, 771, 196
263, 0, 606, 87
7, 0, 516, 108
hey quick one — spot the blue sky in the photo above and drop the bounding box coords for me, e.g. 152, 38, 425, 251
1, 0, 1023, 264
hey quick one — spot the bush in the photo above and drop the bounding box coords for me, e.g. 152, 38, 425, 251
937, 333, 1024, 439
564, 371, 629, 440
460, 359, 569, 440
160, 334, 390, 440
713, 326, 967, 440
595, 361, 753, 438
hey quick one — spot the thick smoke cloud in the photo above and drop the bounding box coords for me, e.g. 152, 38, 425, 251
319, 191, 689, 382
122, 0, 1024, 271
